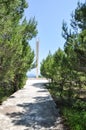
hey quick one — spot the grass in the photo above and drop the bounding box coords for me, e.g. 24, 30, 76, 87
62, 107, 86, 130
46, 83, 86, 130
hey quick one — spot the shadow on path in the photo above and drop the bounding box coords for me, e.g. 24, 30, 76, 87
6, 101, 60, 129
1, 80, 64, 129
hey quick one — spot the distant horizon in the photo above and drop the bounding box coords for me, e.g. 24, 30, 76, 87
26, 68, 41, 77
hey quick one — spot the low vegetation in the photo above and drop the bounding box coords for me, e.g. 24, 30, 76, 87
46, 83, 86, 130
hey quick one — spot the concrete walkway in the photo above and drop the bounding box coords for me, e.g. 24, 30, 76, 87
0, 79, 64, 130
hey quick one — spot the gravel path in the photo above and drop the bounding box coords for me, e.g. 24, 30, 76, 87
0, 79, 64, 130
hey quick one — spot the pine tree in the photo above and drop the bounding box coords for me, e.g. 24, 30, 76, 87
0, 0, 38, 92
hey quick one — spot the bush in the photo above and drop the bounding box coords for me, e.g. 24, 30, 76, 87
63, 107, 86, 130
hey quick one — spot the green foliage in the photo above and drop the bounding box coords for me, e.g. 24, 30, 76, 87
72, 99, 86, 111
40, 1, 86, 130
0, 86, 13, 104
0, 0, 38, 98
71, 2, 86, 30
63, 107, 86, 130
40, 51, 54, 80
47, 81, 86, 130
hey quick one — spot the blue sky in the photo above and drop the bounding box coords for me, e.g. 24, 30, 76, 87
25, 0, 85, 76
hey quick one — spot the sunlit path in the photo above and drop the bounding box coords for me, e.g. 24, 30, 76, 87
0, 79, 64, 130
